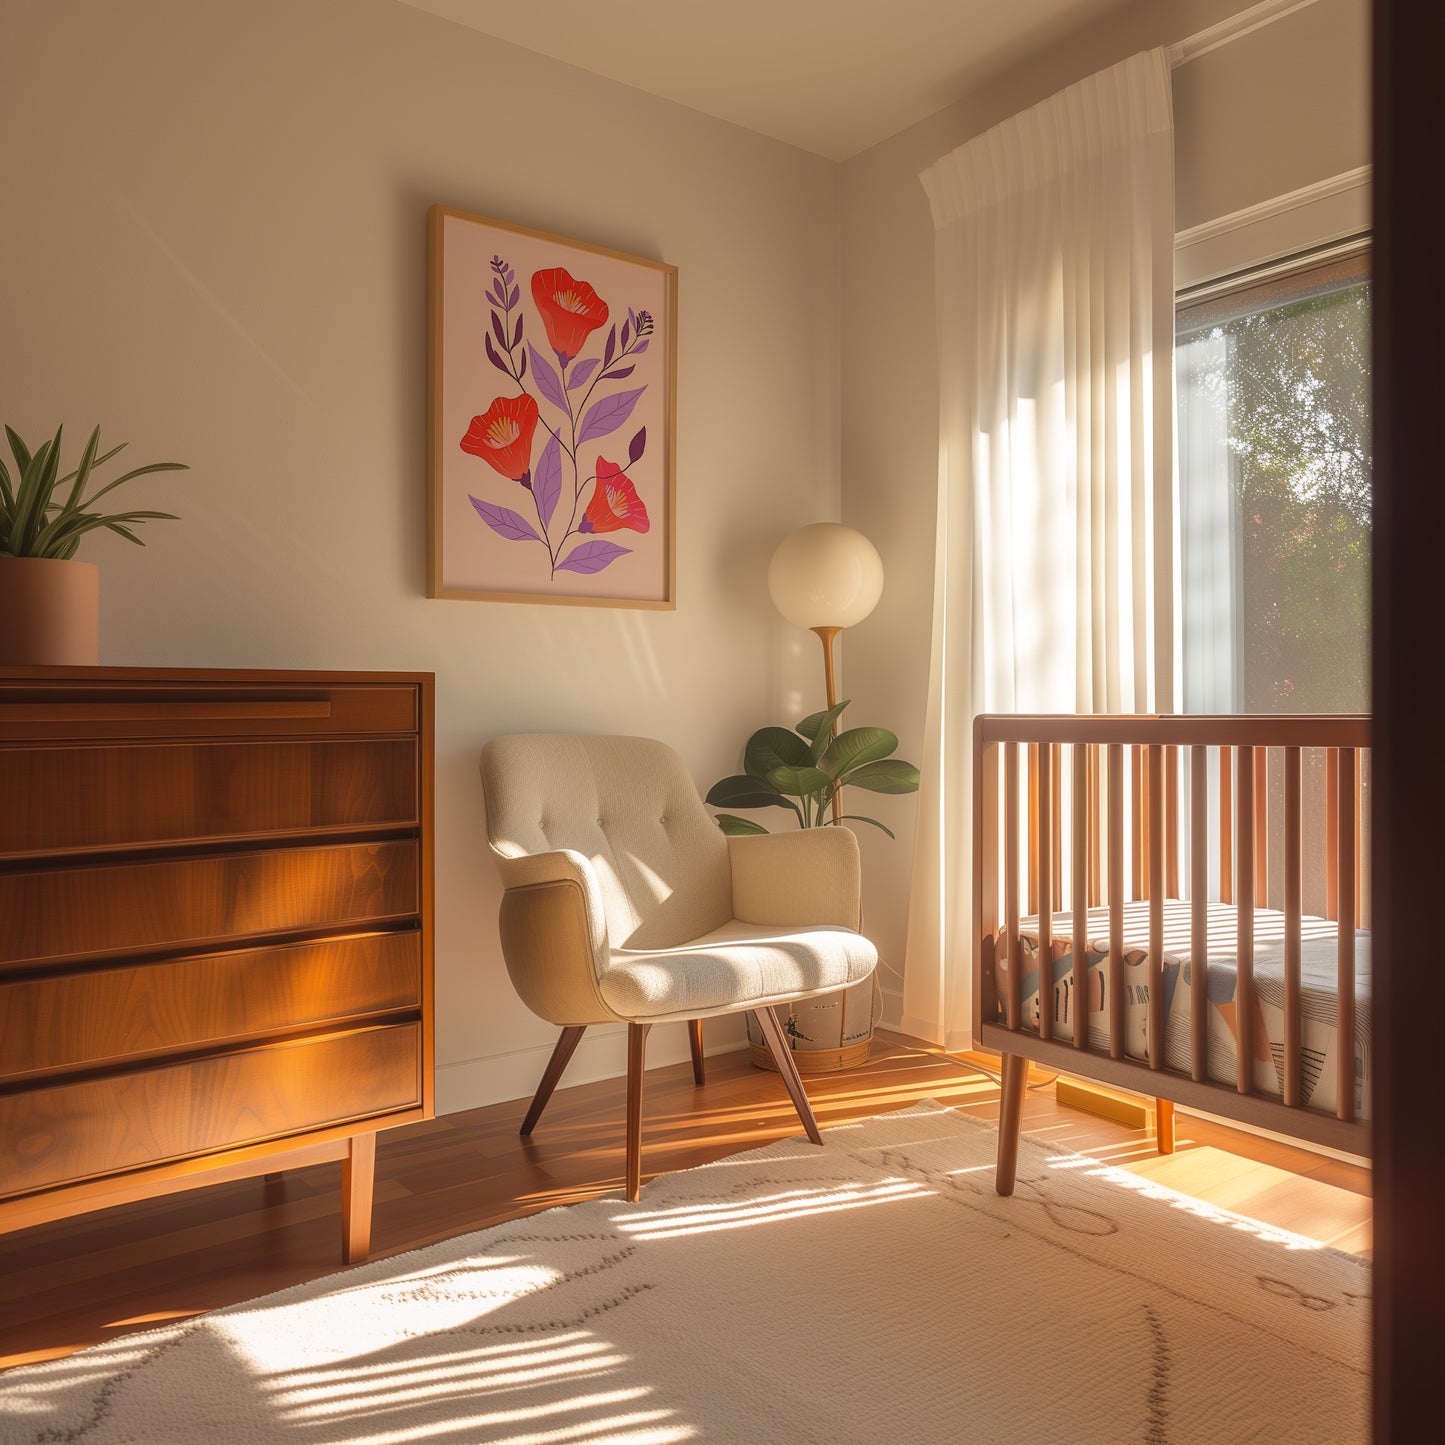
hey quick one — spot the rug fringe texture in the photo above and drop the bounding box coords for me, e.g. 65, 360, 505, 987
0, 1102, 1368, 1443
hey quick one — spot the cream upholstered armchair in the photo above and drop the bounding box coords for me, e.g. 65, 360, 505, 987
480, 733, 879, 1200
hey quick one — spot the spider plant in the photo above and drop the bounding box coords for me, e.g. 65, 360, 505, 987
706, 699, 921, 837
0, 424, 188, 559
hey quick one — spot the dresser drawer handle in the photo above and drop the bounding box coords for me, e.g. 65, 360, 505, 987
4, 700, 333, 723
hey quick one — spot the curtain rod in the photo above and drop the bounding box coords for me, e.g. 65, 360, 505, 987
1169, 0, 1322, 68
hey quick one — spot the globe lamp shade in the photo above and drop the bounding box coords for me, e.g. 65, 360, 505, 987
767, 523, 884, 631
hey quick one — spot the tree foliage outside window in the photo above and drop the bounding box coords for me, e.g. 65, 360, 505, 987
1181, 267, 1371, 712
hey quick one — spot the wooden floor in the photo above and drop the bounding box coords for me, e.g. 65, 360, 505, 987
0, 1029, 1371, 1372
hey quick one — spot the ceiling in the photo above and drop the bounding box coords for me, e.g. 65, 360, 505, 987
398, 0, 1134, 161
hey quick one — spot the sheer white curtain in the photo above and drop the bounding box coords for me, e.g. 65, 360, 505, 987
902, 50, 1178, 1050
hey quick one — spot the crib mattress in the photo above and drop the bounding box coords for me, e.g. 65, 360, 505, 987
998, 900, 1371, 1119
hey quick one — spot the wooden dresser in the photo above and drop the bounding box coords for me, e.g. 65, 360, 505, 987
0, 667, 433, 1262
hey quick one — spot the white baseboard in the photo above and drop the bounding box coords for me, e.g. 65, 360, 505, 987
434, 1014, 750, 1116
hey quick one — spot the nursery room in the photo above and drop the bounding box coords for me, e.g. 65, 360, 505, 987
0, 0, 1437, 1440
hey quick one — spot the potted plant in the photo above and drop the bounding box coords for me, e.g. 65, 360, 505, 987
706, 700, 920, 1072
0, 424, 188, 665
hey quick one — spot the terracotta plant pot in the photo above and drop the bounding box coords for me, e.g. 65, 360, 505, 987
0, 558, 100, 665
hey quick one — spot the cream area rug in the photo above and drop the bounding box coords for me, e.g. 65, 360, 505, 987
0, 1103, 1368, 1444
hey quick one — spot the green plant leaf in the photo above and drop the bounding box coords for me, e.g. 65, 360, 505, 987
837, 814, 897, 839
75, 459, 188, 512
843, 759, 921, 794
743, 726, 812, 780
0, 454, 13, 516
59, 425, 102, 515
714, 813, 770, 836
765, 764, 832, 798
796, 698, 849, 744
10, 430, 62, 556
705, 773, 798, 815
5, 426, 33, 478
819, 726, 898, 778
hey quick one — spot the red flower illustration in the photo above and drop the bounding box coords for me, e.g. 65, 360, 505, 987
580, 458, 650, 534
460, 394, 539, 484
532, 267, 609, 365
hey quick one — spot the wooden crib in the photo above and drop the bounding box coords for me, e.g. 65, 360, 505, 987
972, 714, 1371, 1194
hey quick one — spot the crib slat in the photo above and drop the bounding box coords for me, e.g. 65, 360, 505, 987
1005, 742, 1021, 1031
1337, 749, 1357, 1124
1165, 745, 1180, 899
1354, 757, 1365, 927
1235, 746, 1255, 1095
976, 735, 1000, 1049
1148, 745, 1164, 1072
1219, 746, 1234, 905
1190, 745, 1209, 1084
1027, 744, 1040, 918
1088, 746, 1102, 907
1037, 743, 1054, 1043
1072, 743, 1088, 1052
1108, 742, 1125, 1060
1253, 745, 1268, 906
1052, 744, 1064, 915
1283, 746, 1303, 1108
1325, 749, 1339, 919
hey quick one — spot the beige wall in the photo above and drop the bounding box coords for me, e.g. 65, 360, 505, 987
0, 0, 841, 1110
839, 0, 1371, 1020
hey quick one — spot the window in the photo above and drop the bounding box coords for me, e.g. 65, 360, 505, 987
1176, 247, 1371, 912
1178, 248, 1372, 715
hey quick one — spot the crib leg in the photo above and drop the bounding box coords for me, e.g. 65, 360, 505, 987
996, 1053, 1029, 1196
1155, 1098, 1175, 1154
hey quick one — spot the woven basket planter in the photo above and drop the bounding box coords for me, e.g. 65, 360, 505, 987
747, 975, 881, 1075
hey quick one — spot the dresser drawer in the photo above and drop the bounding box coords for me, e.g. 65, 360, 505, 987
0, 737, 418, 859
0, 1024, 421, 1199
0, 682, 417, 743
0, 839, 419, 967
0, 931, 421, 1079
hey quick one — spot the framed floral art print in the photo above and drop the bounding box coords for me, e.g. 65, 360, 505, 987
427, 205, 677, 608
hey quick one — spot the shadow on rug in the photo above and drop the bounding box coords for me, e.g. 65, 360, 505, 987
0, 1103, 1368, 1443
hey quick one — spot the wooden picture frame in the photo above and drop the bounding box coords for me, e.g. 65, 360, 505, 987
428, 205, 677, 608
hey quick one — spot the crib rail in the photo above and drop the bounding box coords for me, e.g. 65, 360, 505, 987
973, 714, 1371, 1157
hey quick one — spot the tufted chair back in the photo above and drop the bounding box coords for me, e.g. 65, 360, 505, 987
480, 734, 733, 951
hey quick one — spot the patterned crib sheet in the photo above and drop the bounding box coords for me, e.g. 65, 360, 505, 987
996, 900, 1371, 1119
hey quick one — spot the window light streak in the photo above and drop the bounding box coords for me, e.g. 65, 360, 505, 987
275, 1365, 635, 1418
287, 1330, 599, 1381
620, 1182, 933, 1241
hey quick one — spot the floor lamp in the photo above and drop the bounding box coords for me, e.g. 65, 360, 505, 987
767, 523, 884, 823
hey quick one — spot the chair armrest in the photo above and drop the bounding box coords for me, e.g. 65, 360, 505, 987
727, 828, 863, 929
493, 849, 620, 1025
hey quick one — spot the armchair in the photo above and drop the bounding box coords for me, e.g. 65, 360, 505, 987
479, 733, 879, 1200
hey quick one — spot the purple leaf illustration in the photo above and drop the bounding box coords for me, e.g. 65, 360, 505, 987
527, 343, 567, 410
577, 387, 646, 445
603, 325, 617, 369
489, 282, 506, 307
621, 317, 631, 351
484, 332, 508, 374
511, 313, 523, 349
568, 357, 601, 390
627, 306, 636, 331
508, 284, 519, 307
628, 427, 647, 466
490, 311, 507, 351
534, 431, 562, 531
631, 339, 649, 355
601, 365, 635, 381
556, 539, 632, 574
519, 349, 528, 379
469, 496, 542, 543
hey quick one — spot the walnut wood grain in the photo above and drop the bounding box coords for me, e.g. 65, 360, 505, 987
0, 738, 418, 858
0, 1024, 420, 1199
0, 930, 421, 1079
0, 839, 418, 967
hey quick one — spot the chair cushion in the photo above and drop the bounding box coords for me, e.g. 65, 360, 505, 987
598, 919, 879, 1024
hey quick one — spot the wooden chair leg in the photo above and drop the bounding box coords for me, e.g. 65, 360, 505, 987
1155, 1098, 1176, 1154
751, 1007, 823, 1145
626, 1022, 651, 1202
341, 1132, 376, 1264
995, 1053, 1029, 1196
520, 1025, 587, 1136
688, 1018, 706, 1086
